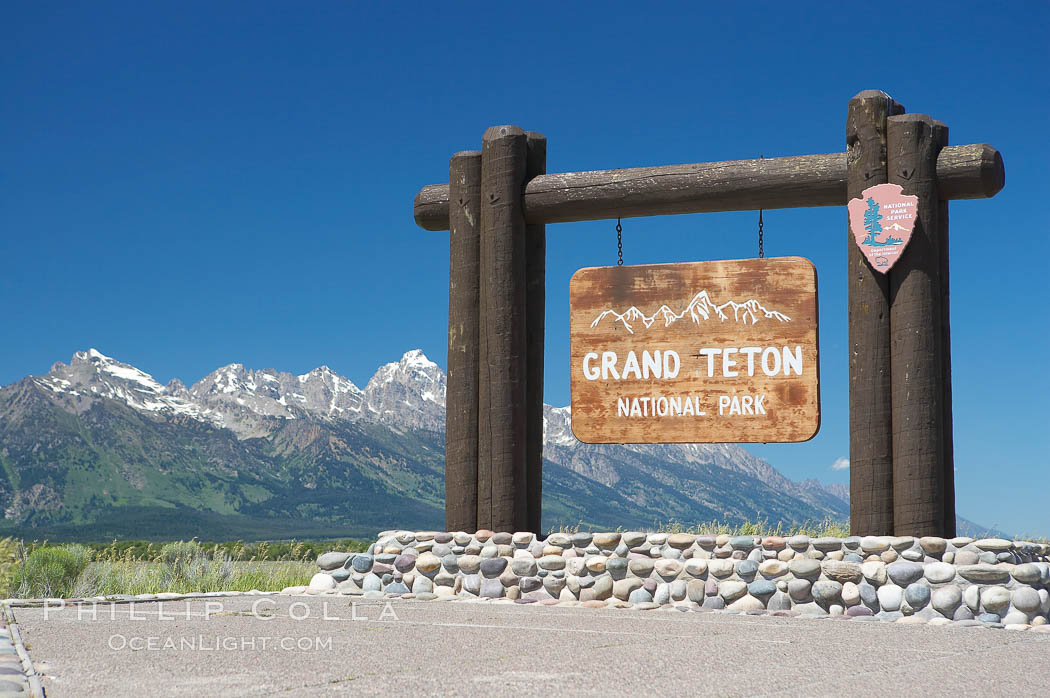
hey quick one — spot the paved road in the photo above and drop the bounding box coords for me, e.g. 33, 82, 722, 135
13, 596, 1050, 696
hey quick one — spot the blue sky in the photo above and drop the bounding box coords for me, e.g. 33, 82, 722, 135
3, 2, 1048, 536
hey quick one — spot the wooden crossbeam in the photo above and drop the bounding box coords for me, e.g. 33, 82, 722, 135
414, 144, 1003, 231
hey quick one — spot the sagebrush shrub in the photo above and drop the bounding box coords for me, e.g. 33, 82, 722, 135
157, 540, 203, 565
19, 544, 91, 598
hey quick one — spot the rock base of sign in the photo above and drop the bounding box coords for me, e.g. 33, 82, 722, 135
308, 531, 1050, 630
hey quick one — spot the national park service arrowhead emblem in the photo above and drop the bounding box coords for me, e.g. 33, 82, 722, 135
848, 183, 918, 273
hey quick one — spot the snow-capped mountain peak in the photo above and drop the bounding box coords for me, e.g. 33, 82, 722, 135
362, 350, 446, 430
402, 349, 437, 370
79, 348, 167, 394
543, 405, 577, 446
298, 365, 334, 382
35, 348, 211, 423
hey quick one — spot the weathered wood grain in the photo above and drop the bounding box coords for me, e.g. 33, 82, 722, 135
525, 132, 546, 534
939, 154, 957, 538
445, 150, 481, 533
413, 144, 1005, 231
847, 90, 902, 537
569, 258, 820, 444
478, 126, 528, 532
888, 114, 948, 537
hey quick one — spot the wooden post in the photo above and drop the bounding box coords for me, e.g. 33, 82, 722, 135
445, 150, 482, 532
939, 158, 957, 538
888, 114, 948, 536
525, 132, 547, 534
847, 90, 902, 536
478, 125, 528, 532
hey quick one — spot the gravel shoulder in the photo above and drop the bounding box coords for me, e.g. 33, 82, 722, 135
14, 596, 1050, 697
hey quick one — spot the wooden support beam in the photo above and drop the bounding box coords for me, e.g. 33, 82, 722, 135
414, 143, 1004, 231
525, 132, 546, 534
847, 90, 902, 536
478, 125, 528, 532
888, 114, 948, 536
445, 150, 481, 533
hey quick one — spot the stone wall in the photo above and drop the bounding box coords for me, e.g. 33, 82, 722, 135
305, 531, 1050, 629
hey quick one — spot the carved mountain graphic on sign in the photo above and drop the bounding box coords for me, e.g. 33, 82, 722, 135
590, 290, 791, 334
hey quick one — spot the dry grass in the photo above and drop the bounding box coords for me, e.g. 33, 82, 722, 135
657, 516, 850, 538
3, 538, 317, 599
67, 559, 314, 597
548, 516, 850, 538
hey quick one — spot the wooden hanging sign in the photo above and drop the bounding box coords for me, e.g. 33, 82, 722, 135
569, 257, 820, 444
848, 183, 918, 272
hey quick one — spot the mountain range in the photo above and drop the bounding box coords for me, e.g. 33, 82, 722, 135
0, 349, 993, 541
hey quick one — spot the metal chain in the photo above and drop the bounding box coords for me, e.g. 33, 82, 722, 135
616, 218, 623, 265
758, 208, 764, 258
